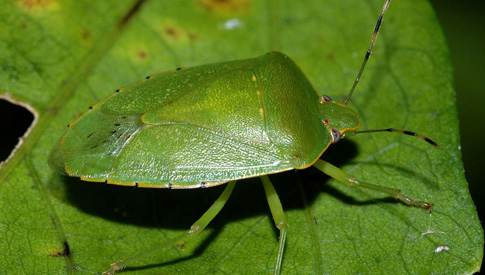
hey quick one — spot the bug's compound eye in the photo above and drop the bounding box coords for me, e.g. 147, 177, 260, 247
331, 128, 341, 143
320, 95, 333, 104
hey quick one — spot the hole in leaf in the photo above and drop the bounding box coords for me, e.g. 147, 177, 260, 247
0, 99, 35, 162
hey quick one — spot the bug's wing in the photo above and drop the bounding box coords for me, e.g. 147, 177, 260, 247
49, 55, 295, 188
112, 123, 292, 187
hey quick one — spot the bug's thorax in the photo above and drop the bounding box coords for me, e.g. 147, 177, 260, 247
318, 96, 360, 143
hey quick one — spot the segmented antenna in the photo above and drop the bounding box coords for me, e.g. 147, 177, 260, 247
343, 0, 391, 105
343, 1, 438, 147
351, 128, 438, 147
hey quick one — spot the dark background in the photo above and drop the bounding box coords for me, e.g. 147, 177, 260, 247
1, 0, 484, 232
429, 0, 485, 222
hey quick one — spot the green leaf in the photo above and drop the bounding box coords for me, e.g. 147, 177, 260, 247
0, 0, 482, 274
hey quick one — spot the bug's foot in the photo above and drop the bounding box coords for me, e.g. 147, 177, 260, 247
395, 192, 433, 212
102, 262, 123, 275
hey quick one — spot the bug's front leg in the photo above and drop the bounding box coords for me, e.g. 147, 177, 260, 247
313, 159, 432, 211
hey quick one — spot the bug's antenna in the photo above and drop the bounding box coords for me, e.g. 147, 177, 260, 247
343, 0, 391, 105
350, 128, 438, 147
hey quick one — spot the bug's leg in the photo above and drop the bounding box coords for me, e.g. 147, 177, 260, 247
260, 175, 288, 275
103, 181, 237, 275
188, 181, 237, 234
313, 159, 432, 211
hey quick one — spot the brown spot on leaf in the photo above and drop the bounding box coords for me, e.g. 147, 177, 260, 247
188, 32, 198, 42
157, 21, 191, 44
165, 26, 181, 40
81, 29, 91, 41
17, 0, 54, 7
136, 50, 148, 60
15, 0, 58, 12
175, 242, 186, 249
198, 0, 251, 16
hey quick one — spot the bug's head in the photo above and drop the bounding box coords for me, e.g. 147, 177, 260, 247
319, 95, 360, 143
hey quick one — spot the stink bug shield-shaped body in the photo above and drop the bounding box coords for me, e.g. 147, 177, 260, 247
48, 0, 436, 273
49, 52, 357, 186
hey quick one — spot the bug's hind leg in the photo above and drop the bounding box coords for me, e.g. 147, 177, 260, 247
103, 181, 237, 275
313, 159, 432, 211
260, 175, 288, 275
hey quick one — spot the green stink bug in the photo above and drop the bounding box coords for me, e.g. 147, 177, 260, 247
48, 0, 438, 274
